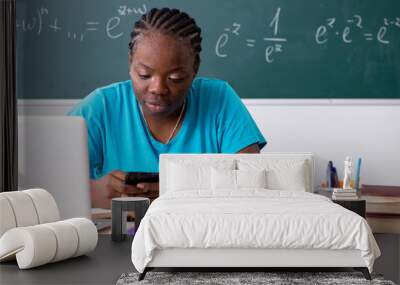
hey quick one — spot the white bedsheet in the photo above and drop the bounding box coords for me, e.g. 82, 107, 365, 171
131, 190, 380, 273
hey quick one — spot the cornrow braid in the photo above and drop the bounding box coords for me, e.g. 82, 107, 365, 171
129, 8, 202, 70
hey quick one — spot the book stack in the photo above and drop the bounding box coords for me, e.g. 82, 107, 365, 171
332, 188, 358, 200
362, 185, 400, 234
91, 208, 112, 233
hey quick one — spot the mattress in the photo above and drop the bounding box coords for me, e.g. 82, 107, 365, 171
131, 190, 380, 273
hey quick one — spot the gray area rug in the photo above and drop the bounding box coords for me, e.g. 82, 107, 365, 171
116, 271, 396, 285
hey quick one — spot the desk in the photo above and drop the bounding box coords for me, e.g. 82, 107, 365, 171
0, 236, 133, 285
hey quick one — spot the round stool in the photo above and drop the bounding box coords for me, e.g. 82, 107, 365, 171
111, 197, 150, 242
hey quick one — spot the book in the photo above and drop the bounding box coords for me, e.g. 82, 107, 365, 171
333, 197, 359, 201
332, 195, 359, 201
333, 188, 357, 193
332, 192, 357, 197
91, 208, 112, 220
332, 188, 359, 200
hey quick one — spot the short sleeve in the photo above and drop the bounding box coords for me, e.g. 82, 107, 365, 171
66, 91, 105, 179
217, 83, 267, 153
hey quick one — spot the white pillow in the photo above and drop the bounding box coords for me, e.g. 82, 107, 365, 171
211, 168, 236, 190
167, 163, 209, 191
238, 159, 308, 191
211, 169, 267, 190
166, 160, 235, 192
236, 169, 267, 189
266, 163, 306, 191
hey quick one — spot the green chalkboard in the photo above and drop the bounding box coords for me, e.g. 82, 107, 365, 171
16, 0, 400, 99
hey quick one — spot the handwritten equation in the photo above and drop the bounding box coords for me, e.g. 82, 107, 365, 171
17, 5, 399, 64
216, 8, 399, 63
16, 4, 147, 41
216, 8, 286, 64
315, 15, 400, 45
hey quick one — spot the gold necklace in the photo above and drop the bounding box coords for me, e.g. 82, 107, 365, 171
140, 100, 186, 144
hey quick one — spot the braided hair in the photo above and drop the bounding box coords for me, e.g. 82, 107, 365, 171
129, 8, 202, 71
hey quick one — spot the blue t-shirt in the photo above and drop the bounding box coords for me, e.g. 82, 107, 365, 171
67, 77, 266, 179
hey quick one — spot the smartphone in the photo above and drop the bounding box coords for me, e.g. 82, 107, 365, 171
125, 172, 159, 185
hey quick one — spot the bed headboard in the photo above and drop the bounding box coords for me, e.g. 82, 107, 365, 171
159, 153, 314, 196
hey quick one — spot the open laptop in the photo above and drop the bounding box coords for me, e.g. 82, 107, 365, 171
18, 116, 93, 220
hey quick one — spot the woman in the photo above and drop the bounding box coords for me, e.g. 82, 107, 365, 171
68, 8, 266, 208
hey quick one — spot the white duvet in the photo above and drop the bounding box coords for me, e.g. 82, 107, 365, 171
131, 190, 380, 273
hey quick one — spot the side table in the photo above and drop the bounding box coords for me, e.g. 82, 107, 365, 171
332, 199, 366, 218
112, 197, 150, 241
314, 188, 366, 218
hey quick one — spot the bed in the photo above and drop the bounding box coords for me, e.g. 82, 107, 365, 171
131, 153, 380, 280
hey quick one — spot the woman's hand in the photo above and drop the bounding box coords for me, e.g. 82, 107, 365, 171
90, 170, 159, 208
136, 182, 159, 201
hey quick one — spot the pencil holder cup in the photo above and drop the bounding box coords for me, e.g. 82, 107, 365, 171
111, 197, 150, 242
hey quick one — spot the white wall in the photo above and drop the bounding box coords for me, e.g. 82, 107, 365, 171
244, 100, 400, 187
18, 99, 400, 187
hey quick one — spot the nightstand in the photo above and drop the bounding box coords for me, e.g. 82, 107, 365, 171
314, 188, 366, 218
332, 199, 366, 218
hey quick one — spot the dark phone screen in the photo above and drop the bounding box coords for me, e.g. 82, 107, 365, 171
125, 172, 159, 185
